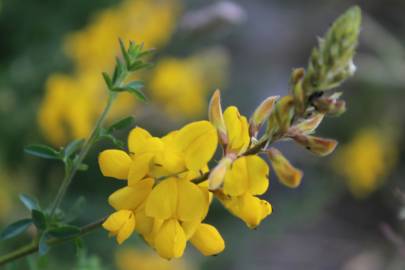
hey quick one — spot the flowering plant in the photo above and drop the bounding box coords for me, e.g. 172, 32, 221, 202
0, 6, 361, 265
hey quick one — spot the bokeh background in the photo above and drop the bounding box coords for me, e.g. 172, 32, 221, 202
1, 0, 405, 269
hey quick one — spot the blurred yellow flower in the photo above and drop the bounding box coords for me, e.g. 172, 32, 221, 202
150, 49, 229, 119
333, 129, 397, 198
38, 0, 229, 146
116, 248, 191, 270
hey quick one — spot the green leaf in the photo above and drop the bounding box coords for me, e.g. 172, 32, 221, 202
112, 58, 126, 85
102, 72, 113, 90
38, 233, 50, 256
111, 81, 147, 102
19, 193, 40, 211
63, 139, 84, 159
119, 38, 131, 68
32, 210, 47, 231
0, 219, 32, 240
107, 116, 135, 133
24, 144, 60, 160
48, 225, 81, 239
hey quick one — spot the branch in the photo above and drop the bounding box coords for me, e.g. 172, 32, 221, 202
0, 217, 106, 266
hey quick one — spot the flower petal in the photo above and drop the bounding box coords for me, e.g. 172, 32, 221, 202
176, 121, 218, 171
246, 156, 269, 195
128, 127, 152, 154
155, 219, 187, 259
190, 223, 225, 256
108, 178, 154, 210
98, 150, 131, 180
177, 179, 207, 221
223, 106, 250, 153
145, 178, 177, 220
128, 153, 154, 186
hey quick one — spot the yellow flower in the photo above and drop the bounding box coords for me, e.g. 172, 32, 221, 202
217, 156, 272, 228
149, 50, 229, 119
103, 210, 136, 244
333, 129, 397, 198
207, 91, 272, 228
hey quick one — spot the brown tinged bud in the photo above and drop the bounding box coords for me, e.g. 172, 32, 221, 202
290, 133, 338, 156
249, 96, 278, 137
265, 96, 295, 140
312, 94, 346, 116
267, 148, 303, 188
291, 113, 324, 135
209, 89, 228, 144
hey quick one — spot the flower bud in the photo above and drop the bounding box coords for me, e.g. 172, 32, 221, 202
266, 96, 295, 139
267, 148, 303, 188
291, 133, 338, 156
249, 96, 278, 137
208, 89, 228, 144
312, 94, 346, 116
291, 113, 324, 135
208, 156, 233, 191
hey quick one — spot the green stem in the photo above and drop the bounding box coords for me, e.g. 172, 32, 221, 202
49, 93, 116, 217
0, 217, 106, 266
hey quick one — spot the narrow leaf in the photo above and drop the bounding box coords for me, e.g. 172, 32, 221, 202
102, 72, 113, 90
32, 210, 47, 231
19, 193, 40, 211
38, 233, 50, 256
107, 116, 135, 133
0, 219, 32, 240
24, 145, 60, 160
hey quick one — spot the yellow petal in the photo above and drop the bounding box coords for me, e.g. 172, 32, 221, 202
245, 156, 269, 195
190, 223, 225, 256
223, 156, 269, 196
177, 179, 207, 221
145, 178, 177, 220
291, 134, 337, 156
223, 106, 250, 154
128, 153, 154, 186
218, 193, 272, 229
136, 137, 164, 155
128, 127, 152, 154
181, 219, 201, 240
154, 219, 187, 259
102, 210, 135, 244
223, 158, 249, 196
134, 206, 154, 236
176, 121, 218, 171
108, 178, 154, 210
116, 212, 136, 244
98, 150, 131, 180
267, 148, 303, 188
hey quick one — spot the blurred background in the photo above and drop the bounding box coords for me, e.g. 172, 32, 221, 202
1, 0, 405, 269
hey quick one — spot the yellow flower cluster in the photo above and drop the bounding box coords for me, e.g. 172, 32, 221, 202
98, 90, 303, 259
38, 0, 228, 146
333, 129, 397, 198
99, 121, 224, 259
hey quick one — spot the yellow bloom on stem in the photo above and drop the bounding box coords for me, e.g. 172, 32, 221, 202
103, 210, 136, 244
217, 155, 272, 228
